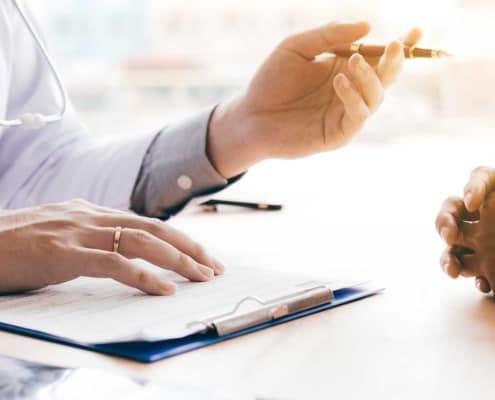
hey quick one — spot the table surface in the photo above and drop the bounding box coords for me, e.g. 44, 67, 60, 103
2, 134, 495, 399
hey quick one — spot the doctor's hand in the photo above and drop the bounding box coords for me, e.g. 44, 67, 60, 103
0, 199, 224, 295
436, 166, 495, 294
207, 22, 422, 178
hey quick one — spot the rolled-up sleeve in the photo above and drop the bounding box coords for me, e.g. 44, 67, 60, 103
131, 106, 241, 218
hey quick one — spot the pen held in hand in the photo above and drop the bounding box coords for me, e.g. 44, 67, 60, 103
332, 43, 452, 59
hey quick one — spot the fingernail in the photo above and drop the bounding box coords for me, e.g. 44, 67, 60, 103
338, 74, 349, 88
465, 192, 473, 208
213, 258, 226, 275
349, 53, 360, 62
198, 265, 214, 280
440, 227, 449, 242
357, 56, 368, 71
159, 281, 176, 295
349, 53, 362, 67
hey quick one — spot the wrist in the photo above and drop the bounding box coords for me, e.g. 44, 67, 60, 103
206, 97, 268, 179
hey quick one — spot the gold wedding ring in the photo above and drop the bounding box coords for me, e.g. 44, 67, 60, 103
113, 226, 123, 253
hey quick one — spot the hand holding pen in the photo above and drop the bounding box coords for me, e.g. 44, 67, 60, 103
208, 24, 427, 179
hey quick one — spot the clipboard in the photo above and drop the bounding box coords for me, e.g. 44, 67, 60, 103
0, 284, 381, 363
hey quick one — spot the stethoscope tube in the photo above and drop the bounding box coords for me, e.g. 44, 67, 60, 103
0, 0, 67, 128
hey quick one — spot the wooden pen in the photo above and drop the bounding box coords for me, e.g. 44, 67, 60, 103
332, 43, 452, 59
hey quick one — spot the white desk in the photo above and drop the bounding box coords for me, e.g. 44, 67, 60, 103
2, 134, 495, 399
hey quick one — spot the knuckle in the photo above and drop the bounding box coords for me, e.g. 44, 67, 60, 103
38, 217, 81, 233
102, 251, 124, 266
436, 211, 450, 222
177, 251, 193, 269
57, 200, 96, 220
67, 208, 91, 218
131, 228, 152, 244
434, 213, 445, 230
441, 196, 462, 211
472, 165, 487, 174
144, 218, 163, 237
472, 166, 494, 179
69, 198, 91, 206
445, 195, 461, 204
192, 242, 209, 261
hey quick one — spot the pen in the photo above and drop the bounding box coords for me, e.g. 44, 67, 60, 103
332, 44, 452, 59
200, 199, 283, 211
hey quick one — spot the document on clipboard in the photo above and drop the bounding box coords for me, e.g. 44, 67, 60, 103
0, 263, 382, 362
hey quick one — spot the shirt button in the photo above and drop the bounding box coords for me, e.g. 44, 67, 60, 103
177, 175, 193, 190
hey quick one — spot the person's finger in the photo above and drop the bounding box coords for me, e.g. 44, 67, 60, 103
347, 54, 384, 113
281, 20, 371, 60
152, 222, 225, 275
118, 228, 215, 282
376, 40, 404, 88
440, 247, 462, 279
400, 27, 423, 47
95, 215, 225, 275
435, 196, 464, 245
80, 249, 177, 295
455, 249, 477, 277
333, 73, 370, 135
475, 276, 492, 294
464, 166, 495, 212
81, 227, 215, 282
440, 246, 478, 279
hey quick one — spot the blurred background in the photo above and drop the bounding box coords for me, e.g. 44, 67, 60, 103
26, 0, 495, 141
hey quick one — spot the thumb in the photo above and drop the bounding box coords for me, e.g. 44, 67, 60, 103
464, 166, 495, 212
280, 21, 371, 60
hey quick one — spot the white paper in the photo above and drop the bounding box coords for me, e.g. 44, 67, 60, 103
0, 263, 341, 344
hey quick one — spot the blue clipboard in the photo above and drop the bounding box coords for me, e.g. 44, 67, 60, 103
0, 286, 381, 363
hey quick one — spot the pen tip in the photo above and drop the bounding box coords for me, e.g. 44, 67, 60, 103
439, 50, 454, 58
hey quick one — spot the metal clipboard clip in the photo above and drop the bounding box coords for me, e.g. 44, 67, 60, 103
187, 285, 334, 337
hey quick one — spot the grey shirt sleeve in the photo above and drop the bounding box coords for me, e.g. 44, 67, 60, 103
131, 106, 242, 219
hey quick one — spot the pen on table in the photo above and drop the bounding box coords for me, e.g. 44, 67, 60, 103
331, 44, 452, 59
200, 199, 283, 211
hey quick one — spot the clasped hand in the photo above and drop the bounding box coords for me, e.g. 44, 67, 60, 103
437, 166, 495, 293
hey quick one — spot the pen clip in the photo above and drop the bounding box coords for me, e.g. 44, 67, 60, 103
187, 285, 334, 337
